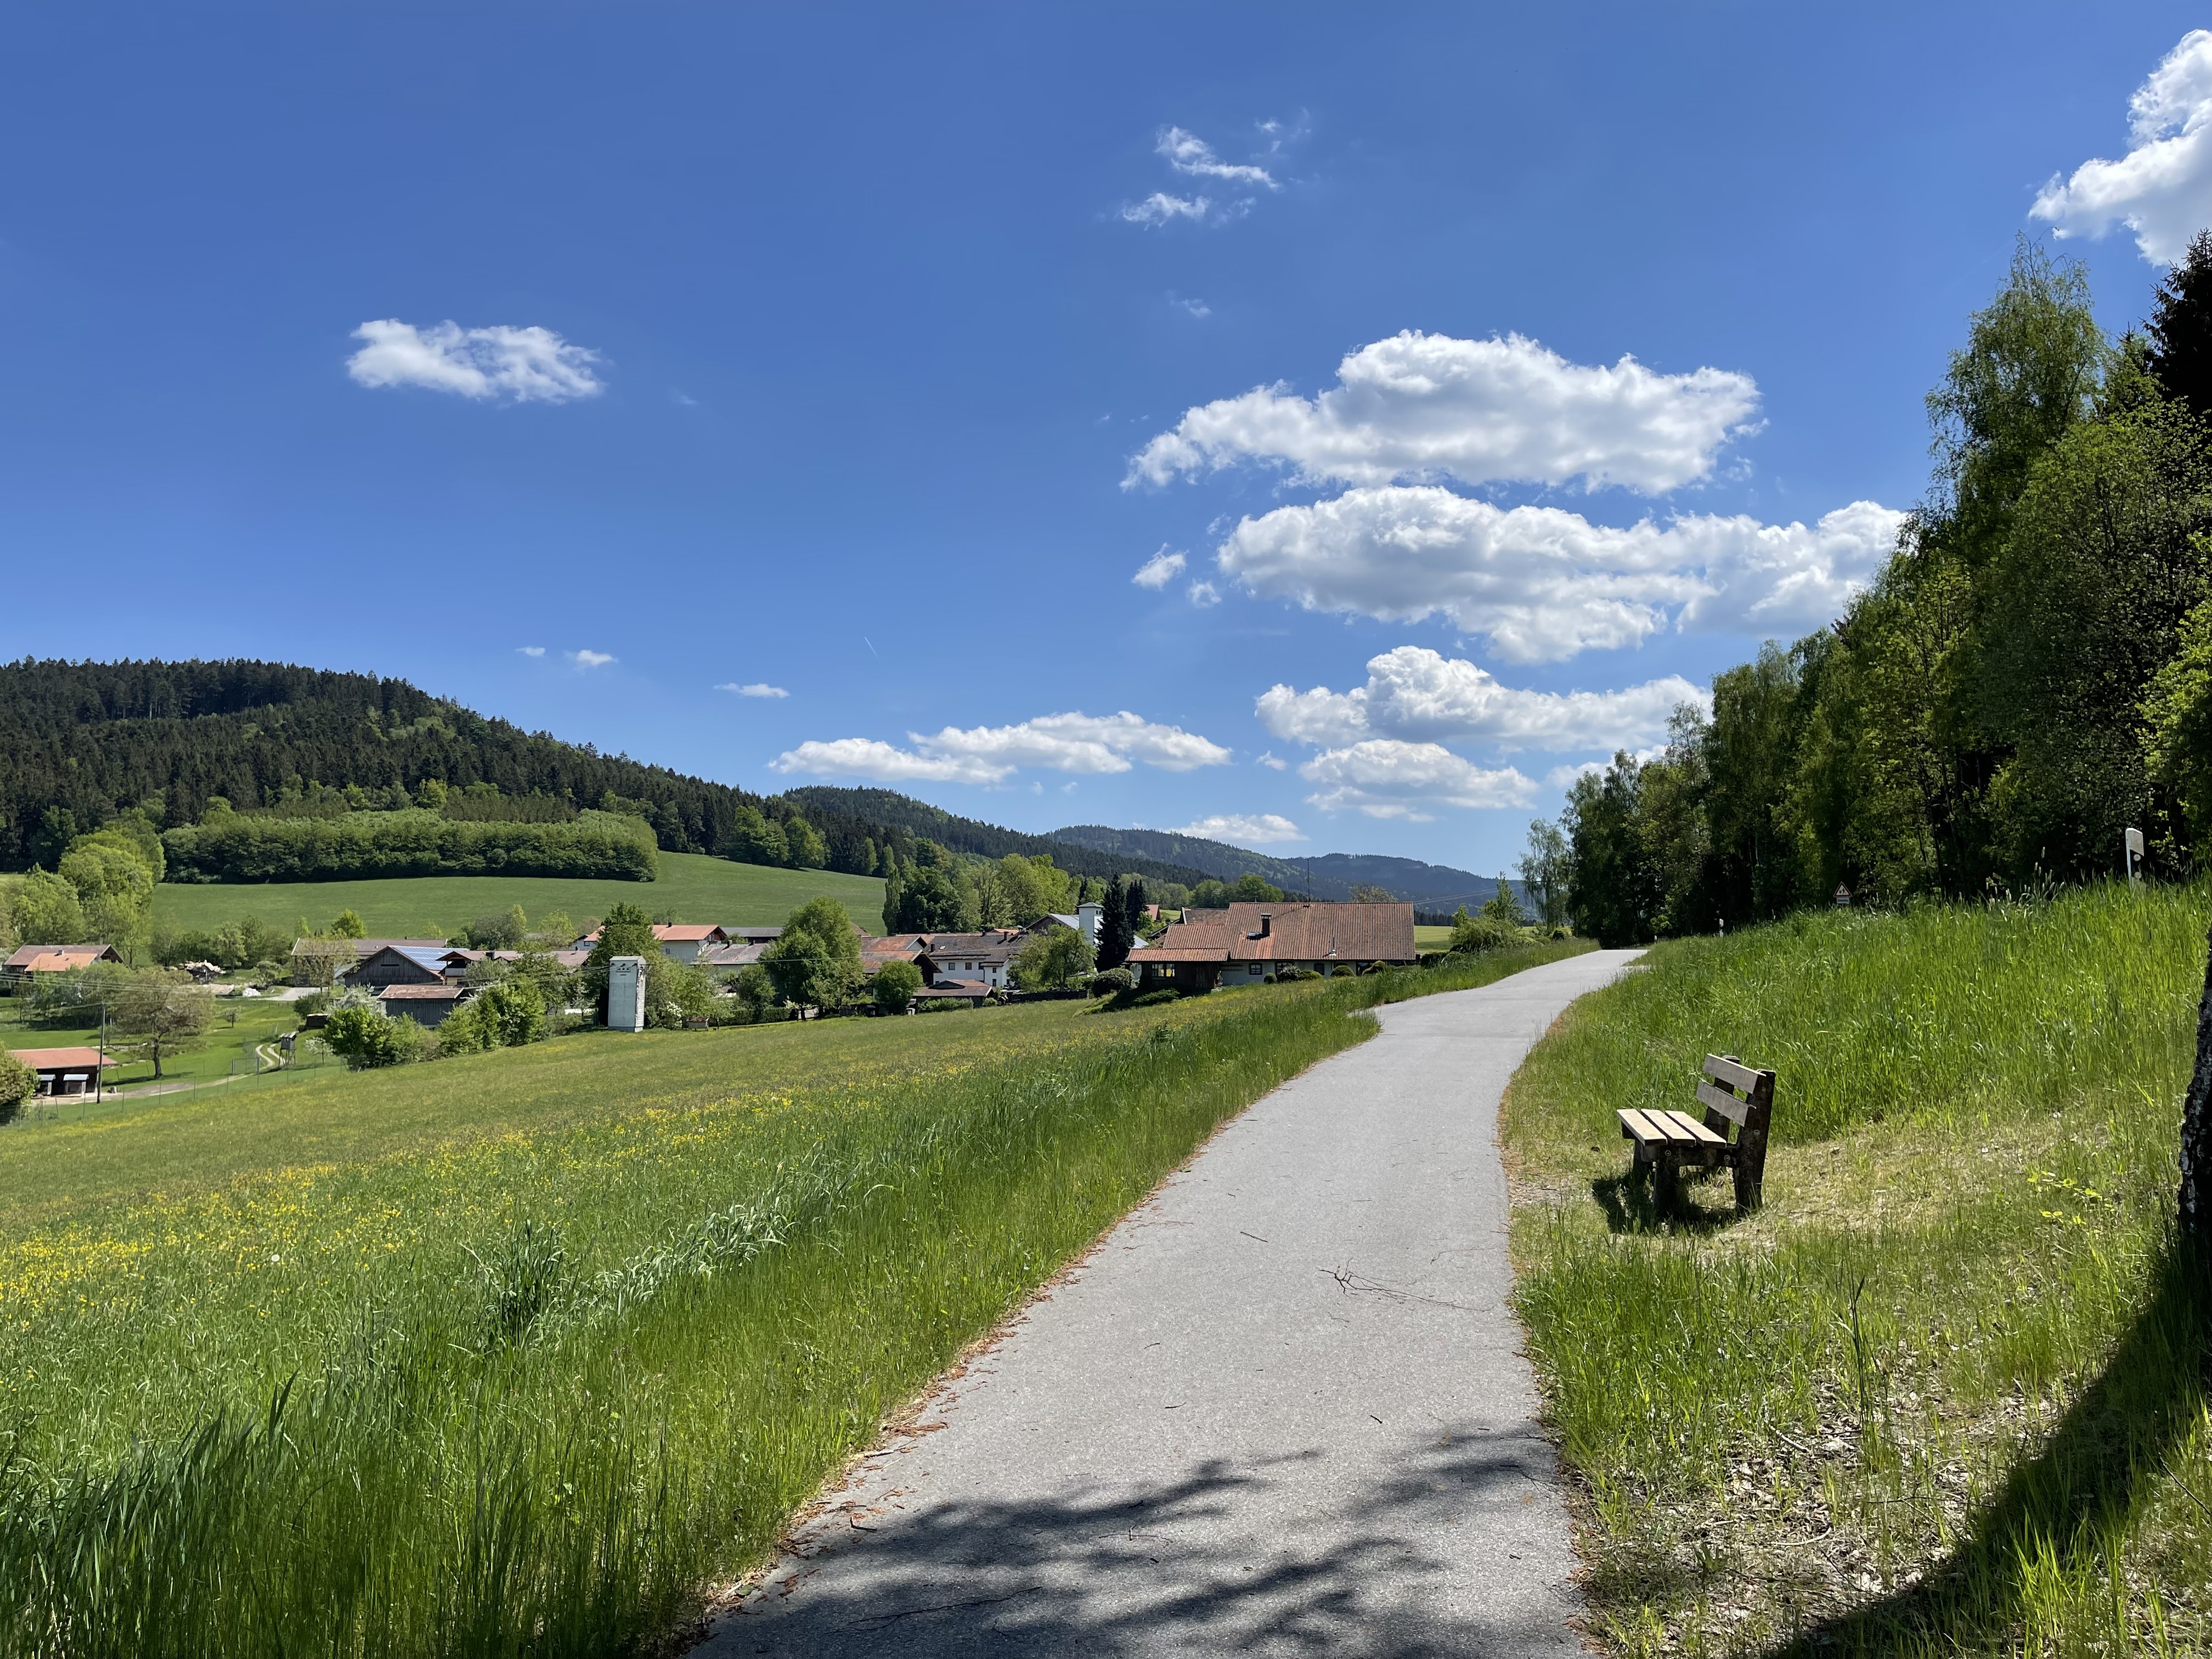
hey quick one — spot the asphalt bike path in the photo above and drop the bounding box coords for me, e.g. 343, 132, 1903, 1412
696, 949, 1645, 1658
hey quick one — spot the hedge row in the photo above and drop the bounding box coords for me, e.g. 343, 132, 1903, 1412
161, 809, 658, 883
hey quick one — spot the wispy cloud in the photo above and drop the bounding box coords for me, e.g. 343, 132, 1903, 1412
1132, 547, 1187, 589
1120, 191, 1216, 227
1255, 752, 1288, 771
718, 682, 789, 698
1116, 123, 1286, 228
1169, 293, 1212, 320
347, 320, 604, 403
517, 646, 545, 657
569, 650, 616, 669
1157, 126, 1278, 188
1187, 580, 1221, 607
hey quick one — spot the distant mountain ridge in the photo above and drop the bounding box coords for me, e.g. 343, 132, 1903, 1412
1048, 825, 1514, 912
775, 787, 1217, 889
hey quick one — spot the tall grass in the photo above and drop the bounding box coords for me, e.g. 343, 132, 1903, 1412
0, 939, 1587, 1657
1502, 882, 2212, 1656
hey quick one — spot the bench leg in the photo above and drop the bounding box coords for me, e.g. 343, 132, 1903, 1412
1653, 1149, 1680, 1212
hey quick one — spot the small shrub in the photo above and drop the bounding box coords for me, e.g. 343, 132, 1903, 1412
1131, 988, 1180, 1008
321, 1004, 426, 1069
1089, 967, 1135, 997
1449, 915, 1519, 953
0, 1051, 33, 1124
1276, 967, 1322, 982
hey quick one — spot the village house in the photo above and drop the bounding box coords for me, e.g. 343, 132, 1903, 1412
573, 923, 732, 964
2, 944, 123, 985
374, 984, 469, 1026
1136, 902, 1418, 993
912, 928, 1030, 991
9, 1046, 110, 1097
291, 936, 447, 986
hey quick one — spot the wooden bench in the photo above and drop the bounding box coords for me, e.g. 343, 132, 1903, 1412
1617, 1053, 1774, 1214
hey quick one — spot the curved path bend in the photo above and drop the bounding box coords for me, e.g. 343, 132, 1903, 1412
696, 949, 1644, 1659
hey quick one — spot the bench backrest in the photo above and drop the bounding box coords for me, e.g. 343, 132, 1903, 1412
1696, 1053, 1773, 1130
1697, 1053, 1775, 1211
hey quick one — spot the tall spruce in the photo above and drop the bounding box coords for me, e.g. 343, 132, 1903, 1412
2148, 228, 2212, 420
1096, 877, 1134, 970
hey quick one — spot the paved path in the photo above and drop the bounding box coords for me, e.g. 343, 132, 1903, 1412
695, 950, 1644, 1659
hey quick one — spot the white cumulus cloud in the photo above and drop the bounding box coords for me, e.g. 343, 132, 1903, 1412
1257, 646, 1705, 751
1215, 486, 1904, 663
347, 320, 605, 403
517, 646, 545, 657
569, 650, 616, 669
1299, 740, 1535, 820
1156, 126, 1278, 188
1132, 548, 1187, 588
774, 712, 1232, 785
718, 682, 788, 698
1159, 812, 1307, 845
1187, 580, 1221, 607
2032, 31, 2212, 263
1127, 330, 1761, 495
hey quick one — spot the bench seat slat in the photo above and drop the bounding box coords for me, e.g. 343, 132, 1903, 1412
1616, 1107, 1670, 1144
1695, 1078, 1753, 1126
1703, 1053, 1763, 1093
1661, 1109, 1728, 1146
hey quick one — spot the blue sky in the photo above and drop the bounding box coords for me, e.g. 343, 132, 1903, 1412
3, 4, 2205, 873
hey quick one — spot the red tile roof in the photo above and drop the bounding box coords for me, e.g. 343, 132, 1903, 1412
1154, 902, 1417, 964
9, 1047, 109, 1070
5, 945, 121, 972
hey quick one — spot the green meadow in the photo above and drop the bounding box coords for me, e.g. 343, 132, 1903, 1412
150, 850, 887, 938
0, 938, 1588, 1657
1503, 882, 2212, 1656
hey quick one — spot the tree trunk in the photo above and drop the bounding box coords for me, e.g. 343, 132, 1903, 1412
2181, 923, 2212, 1243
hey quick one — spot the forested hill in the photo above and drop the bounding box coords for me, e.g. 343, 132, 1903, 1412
0, 661, 862, 878
0, 659, 1217, 887
1048, 824, 1506, 910
776, 787, 1214, 889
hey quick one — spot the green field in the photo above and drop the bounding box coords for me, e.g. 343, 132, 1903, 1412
1502, 882, 2211, 1655
0, 939, 1587, 1657
150, 850, 887, 937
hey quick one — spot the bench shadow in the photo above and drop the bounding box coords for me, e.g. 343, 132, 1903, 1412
703, 1427, 1585, 1658
1776, 1234, 2211, 1656
1591, 1166, 1735, 1236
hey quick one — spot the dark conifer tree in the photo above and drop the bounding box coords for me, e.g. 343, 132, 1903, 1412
1122, 877, 1148, 941
1096, 876, 1134, 970
2147, 228, 2212, 418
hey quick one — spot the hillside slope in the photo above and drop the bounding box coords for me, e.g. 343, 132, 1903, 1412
779, 787, 1214, 889
1049, 823, 1511, 909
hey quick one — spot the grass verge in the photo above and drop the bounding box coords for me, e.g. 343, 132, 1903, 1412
0, 937, 1587, 1657
1500, 881, 2212, 1655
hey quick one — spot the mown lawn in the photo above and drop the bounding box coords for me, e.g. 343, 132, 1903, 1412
151, 850, 887, 937
1502, 882, 2212, 1656
0, 938, 1588, 1659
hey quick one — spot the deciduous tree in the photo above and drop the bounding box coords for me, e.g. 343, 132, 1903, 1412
111, 969, 213, 1079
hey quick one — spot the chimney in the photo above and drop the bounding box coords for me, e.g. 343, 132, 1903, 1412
1258, 912, 1272, 937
